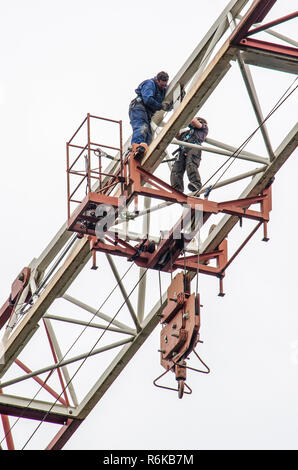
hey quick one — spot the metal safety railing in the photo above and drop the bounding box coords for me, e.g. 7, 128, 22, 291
66, 113, 123, 219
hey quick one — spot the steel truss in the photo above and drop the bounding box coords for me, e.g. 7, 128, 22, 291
0, 0, 297, 449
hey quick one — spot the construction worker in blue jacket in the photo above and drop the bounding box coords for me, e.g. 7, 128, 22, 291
129, 71, 173, 156
170, 117, 209, 193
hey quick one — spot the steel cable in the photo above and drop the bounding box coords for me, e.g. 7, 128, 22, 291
202, 76, 298, 193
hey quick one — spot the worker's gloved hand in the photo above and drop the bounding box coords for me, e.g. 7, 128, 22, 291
162, 101, 173, 112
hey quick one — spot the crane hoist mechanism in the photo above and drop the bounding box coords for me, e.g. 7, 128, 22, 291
153, 272, 210, 399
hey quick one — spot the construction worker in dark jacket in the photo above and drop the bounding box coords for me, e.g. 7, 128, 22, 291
170, 117, 208, 193
129, 71, 173, 153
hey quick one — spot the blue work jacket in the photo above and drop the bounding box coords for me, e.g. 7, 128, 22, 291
134, 78, 167, 118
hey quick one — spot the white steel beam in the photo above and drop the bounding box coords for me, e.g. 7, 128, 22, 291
43, 314, 136, 335
137, 197, 151, 323
62, 293, 135, 334
228, 12, 275, 160
105, 254, 141, 332
241, 48, 298, 75
200, 165, 267, 192
43, 318, 79, 407
0, 337, 134, 391
75, 292, 167, 419
162, 0, 249, 105
206, 136, 269, 162
189, 18, 228, 88
172, 138, 269, 164
0, 393, 76, 423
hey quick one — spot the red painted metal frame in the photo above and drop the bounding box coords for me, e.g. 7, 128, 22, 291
69, 143, 272, 237
238, 37, 298, 58
67, 191, 123, 237
66, 113, 123, 220
66, 106, 273, 279
87, 148, 272, 280
66, 131, 274, 285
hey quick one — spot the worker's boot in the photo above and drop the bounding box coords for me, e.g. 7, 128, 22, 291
132, 143, 148, 160
188, 182, 202, 193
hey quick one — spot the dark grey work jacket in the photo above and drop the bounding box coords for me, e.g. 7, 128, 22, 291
178, 123, 208, 145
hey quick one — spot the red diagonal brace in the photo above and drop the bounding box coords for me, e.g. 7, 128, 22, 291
245, 11, 298, 37
174, 239, 228, 277
230, 0, 277, 45
45, 419, 82, 450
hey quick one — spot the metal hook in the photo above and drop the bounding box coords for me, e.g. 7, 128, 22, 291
153, 368, 192, 395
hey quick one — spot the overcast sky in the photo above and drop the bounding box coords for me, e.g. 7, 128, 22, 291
0, 0, 297, 450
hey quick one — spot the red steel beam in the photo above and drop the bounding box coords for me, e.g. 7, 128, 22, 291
0, 414, 14, 450
230, 0, 277, 45
0, 388, 14, 450
239, 37, 298, 58
174, 240, 228, 276
45, 418, 82, 450
246, 11, 298, 36
14, 359, 68, 407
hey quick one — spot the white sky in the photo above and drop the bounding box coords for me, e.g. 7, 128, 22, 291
0, 0, 297, 450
